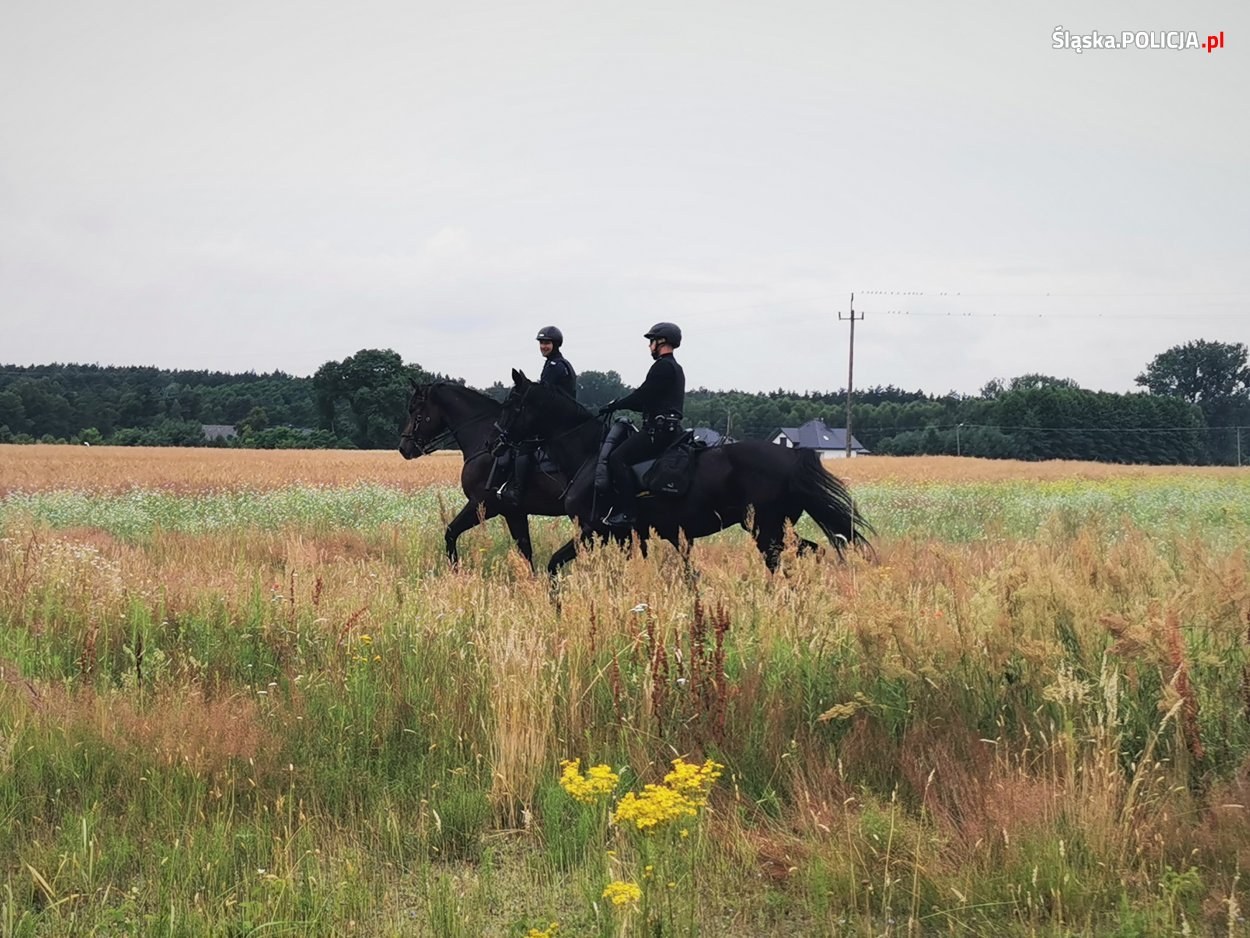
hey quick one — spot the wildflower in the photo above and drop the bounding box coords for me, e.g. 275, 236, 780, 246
525, 923, 559, 938
662, 758, 724, 807
602, 880, 642, 906
613, 784, 697, 831
559, 759, 620, 805
358, 634, 372, 645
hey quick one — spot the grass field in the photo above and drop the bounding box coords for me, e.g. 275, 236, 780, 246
2, 446, 1249, 936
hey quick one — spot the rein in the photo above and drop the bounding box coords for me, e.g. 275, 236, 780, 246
403, 404, 500, 456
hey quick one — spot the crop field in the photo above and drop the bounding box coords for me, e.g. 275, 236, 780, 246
2, 445, 1249, 937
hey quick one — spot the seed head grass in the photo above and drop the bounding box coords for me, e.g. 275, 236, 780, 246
1, 448, 1249, 934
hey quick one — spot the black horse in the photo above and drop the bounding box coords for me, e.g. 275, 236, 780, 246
398, 382, 568, 568
498, 370, 873, 575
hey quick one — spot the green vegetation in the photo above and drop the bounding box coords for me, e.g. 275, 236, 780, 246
2, 473, 1249, 935
5, 339, 1250, 463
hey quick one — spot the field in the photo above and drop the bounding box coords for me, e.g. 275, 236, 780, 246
2, 445, 1249, 937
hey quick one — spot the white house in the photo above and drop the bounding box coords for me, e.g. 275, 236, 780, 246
772, 418, 868, 457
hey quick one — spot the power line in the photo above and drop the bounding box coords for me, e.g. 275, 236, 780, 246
871, 310, 1248, 320
860, 290, 1250, 298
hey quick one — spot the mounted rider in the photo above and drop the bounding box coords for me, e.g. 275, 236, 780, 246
596, 322, 685, 528
499, 326, 577, 506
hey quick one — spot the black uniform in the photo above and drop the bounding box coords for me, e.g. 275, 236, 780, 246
501, 351, 577, 505
539, 351, 577, 399
605, 354, 685, 520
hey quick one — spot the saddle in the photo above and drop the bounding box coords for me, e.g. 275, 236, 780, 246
638, 431, 704, 497
489, 446, 559, 488
595, 421, 705, 498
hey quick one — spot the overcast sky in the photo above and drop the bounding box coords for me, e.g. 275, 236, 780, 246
2, 1, 1247, 395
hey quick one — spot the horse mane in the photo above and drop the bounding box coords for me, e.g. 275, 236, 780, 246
525, 380, 592, 422
425, 380, 491, 400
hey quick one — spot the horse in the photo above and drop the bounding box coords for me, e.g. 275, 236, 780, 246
397, 381, 569, 568
497, 369, 873, 576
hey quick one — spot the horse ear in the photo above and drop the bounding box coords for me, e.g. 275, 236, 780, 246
513, 368, 530, 386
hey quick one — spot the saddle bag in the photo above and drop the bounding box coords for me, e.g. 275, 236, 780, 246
640, 432, 704, 497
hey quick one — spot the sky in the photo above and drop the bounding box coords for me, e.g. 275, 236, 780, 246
2, 1, 1247, 396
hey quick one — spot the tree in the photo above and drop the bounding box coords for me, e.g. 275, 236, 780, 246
236, 406, 270, 436
1007, 373, 1081, 392
312, 349, 445, 449
577, 370, 629, 411
1136, 340, 1250, 405
1137, 340, 1250, 464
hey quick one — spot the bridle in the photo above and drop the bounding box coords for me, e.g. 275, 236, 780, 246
401, 385, 495, 456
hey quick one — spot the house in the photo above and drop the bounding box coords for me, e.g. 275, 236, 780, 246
772, 419, 868, 457
692, 426, 731, 447
201, 424, 238, 441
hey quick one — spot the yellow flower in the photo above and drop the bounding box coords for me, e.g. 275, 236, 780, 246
662, 758, 724, 807
612, 784, 697, 831
525, 923, 559, 938
358, 634, 372, 645
610, 758, 723, 832
559, 759, 620, 805
602, 880, 642, 906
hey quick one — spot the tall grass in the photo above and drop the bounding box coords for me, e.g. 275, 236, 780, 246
1, 459, 1249, 935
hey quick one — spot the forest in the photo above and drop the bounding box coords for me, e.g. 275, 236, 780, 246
2, 340, 1248, 465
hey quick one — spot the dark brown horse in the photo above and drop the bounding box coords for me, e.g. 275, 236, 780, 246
498, 370, 873, 576
398, 382, 568, 568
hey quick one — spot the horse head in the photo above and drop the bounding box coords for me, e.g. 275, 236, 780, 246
399, 382, 449, 459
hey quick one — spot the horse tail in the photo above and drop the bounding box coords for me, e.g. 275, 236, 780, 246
793, 450, 874, 554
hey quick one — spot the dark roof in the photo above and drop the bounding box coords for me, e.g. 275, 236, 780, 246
201, 424, 238, 440
692, 426, 730, 446
775, 419, 866, 451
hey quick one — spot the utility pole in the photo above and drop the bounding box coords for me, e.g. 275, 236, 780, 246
838, 293, 864, 458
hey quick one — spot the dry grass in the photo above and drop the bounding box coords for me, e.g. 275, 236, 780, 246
4, 444, 1250, 933
3, 445, 1246, 497
831, 454, 1249, 484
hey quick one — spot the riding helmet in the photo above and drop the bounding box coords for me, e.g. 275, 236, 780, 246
643, 322, 682, 348
535, 326, 564, 347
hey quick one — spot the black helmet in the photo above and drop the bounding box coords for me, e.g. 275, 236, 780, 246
535, 326, 564, 347
643, 322, 682, 348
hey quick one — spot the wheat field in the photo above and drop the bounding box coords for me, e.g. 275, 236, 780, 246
3, 445, 1246, 495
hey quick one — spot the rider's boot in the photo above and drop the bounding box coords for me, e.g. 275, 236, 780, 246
500, 451, 532, 507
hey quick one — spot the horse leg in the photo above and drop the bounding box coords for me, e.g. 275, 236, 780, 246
502, 511, 535, 571
797, 538, 823, 557
547, 533, 586, 578
445, 500, 491, 566
753, 513, 785, 573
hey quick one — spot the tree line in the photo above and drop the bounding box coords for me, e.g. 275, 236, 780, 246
2, 340, 1248, 465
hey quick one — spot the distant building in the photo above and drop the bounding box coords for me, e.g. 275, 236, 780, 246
201, 424, 238, 441
692, 426, 731, 447
772, 419, 868, 457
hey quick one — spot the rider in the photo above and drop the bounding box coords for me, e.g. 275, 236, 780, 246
499, 326, 577, 506
597, 322, 685, 528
